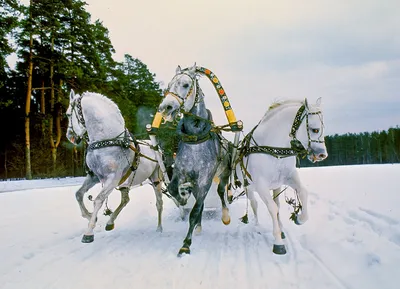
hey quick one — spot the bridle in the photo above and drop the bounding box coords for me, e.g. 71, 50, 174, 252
164, 71, 201, 112
289, 104, 325, 155
66, 95, 86, 143
242, 103, 325, 159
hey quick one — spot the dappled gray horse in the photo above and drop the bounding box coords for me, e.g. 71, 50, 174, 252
66, 90, 164, 243
158, 64, 231, 256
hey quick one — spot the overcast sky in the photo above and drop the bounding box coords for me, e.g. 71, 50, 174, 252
15, 0, 400, 135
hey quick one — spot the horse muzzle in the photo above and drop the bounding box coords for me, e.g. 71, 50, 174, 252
68, 135, 82, 145
308, 152, 328, 163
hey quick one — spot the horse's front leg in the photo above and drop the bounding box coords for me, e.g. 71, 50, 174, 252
247, 188, 259, 225
178, 194, 206, 256
217, 174, 231, 225
75, 173, 99, 220
194, 203, 204, 235
150, 175, 164, 233
273, 187, 285, 239
287, 171, 309, 225
105, 187, 130, 231
255, 180, 286, 255
82, 176, 117, 243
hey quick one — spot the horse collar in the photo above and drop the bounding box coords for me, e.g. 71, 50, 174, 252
176, 109, 212, 144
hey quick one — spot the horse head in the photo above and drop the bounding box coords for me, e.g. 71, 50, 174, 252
158, 63, 198, 122
66, 90, 86, 144
296, 97, 328, 163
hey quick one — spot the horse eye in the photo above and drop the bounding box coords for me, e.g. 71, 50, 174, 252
312, 128, 319, 134
182, 83, 189, 89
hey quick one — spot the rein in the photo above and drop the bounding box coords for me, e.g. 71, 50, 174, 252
233, 103, 323, 185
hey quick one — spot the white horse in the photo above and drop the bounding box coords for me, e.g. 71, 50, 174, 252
236, 98, 328, 254
66, 90, 164, 243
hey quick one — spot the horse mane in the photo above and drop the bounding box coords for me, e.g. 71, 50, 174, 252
81, 91, 125, 124
260, 99, 304, 124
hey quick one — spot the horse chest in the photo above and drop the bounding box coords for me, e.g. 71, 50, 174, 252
176, 144, 217, 175
247, 155, 294, 188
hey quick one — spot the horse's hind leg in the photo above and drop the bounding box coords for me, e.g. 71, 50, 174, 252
178, 193, 206, 256
105, 187, 130, 231
76, 173, 99, 221
82, 177, 117, 243
273, 187, 285, 239
217, 174, 231, 225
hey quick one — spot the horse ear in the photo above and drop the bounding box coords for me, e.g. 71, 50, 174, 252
316, 97, 322, 107
189, 62, 197, 75
176, 65, 182, 74
69, 89, 75, 102
189, 62, 197, 74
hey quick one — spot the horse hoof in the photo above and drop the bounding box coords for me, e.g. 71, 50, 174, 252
105, 223, 114, 231
222, 216, 231, 225
272, 244, 287, 255
195, 225, 202, 235
177, 247, 190, 257
81, 234, 94, 243
294, 216, 301, 225
156, 226, 163, 233
281, 232, 286, 239
222, 208, 231, 225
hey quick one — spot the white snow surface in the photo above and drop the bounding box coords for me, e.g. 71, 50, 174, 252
0, 164, 399, 289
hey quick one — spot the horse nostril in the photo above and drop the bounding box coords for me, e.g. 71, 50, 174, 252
166, 105, 173, 111
319, 153, 326, 159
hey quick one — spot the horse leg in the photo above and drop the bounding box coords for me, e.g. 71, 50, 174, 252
82, 177, 117, 243
195, 203, 204, 235
178, 193, 206, 256
247, 188, 259, 225
150, 176, 164, 233
287, 171, 309, 225
76, 173, 99, 221
105, 187, 130, 231
256, 181, 286, 255
217, 175, 231, 225
272, 187, 285, 239
169, 174, 186, 220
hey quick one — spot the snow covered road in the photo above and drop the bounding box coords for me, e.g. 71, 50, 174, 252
0, 164, 399, 289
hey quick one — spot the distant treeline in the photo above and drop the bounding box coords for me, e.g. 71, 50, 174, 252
299, 127, 400, 167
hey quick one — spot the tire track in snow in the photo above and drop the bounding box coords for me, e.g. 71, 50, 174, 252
289, 233, 350, 289
242, 231, 261, 289
328, 201, 400, 248
358, 207, 398, 225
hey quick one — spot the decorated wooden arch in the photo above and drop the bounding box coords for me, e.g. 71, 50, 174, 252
148, 66, 242, 134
